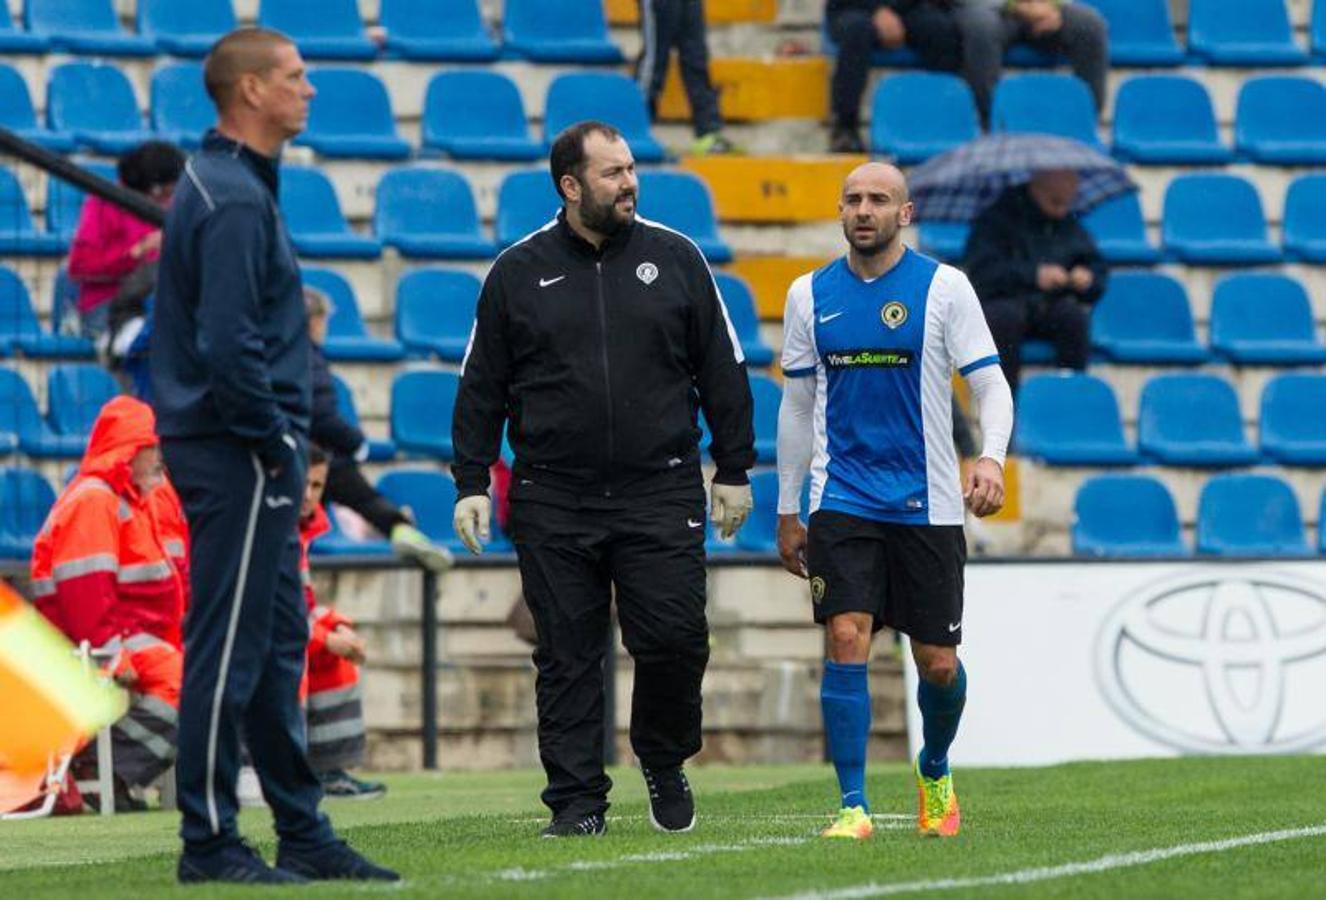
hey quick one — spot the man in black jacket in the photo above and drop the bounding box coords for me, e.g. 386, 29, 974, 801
962, 169, 1108, 390
452, 120, 756, 838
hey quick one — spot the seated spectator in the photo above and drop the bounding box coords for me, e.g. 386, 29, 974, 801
299, 444, 384, 799
962, 169, 1107, 390
67, 142, 185, 342
29, 395, 187, 812
637, 0, 740, 154
304, 287, 452, 571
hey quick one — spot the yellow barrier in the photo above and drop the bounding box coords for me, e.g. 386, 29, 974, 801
604, 0, 777, 25
682, 155, 867, 223
724, 255, 835, 320
657, 57, 830, 122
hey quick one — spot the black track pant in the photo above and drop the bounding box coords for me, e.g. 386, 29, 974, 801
510, 493, 710, 820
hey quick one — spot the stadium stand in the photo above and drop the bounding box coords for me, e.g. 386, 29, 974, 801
298, 68, 411, 160
1235, 76, 1326, 165
1110, 75, 1231, 165
1161, 173, 1281, 265
279, 166, 382, 259
1013, 373, 1137, 466
45, 363, 117, 442
502, 0, 623, 64
394, 268, 481, 363
1078, 0, 1183, 66
1196, 474, 1309, 556
332, 373, 395, 461
989, 74, 1102, 147
421, 70, 541, 161
47, 62, 153, 155
736, 470, 780, 554
45, 160, 116, 242
543, 72, 665, 162
1283, 174, 1326, 262
0, 8, 48, 52
748, 373, 780, 464
1138, 374, 1260, 467
1316, 0, 1326, 61
256, 0, 376, 60
0, 167, 64, 255
1080, 192, 1160, 264
916, 221, 969, 262
1089, 272, 1207, 365
0, 267, 92, 358
712, 273, 774, 368
390, 369, 460, 460
374, 167, 496, 258
24, 0, 155, 56
1187, 0, 1308, 67
1209, 273, 1326, 366
0, 466, 55, 558
0, 367, 84, 458
0, 63, 73, 151
136, 0, 237, 57
150, 62, 212, 149
1260, 374, 1326, 466
1072, 474, 1187, 557
869, 72, 979, 165
302, 267, 404, 361
495, 169, 560, 247
638, 171, 731, 262
376, 469, 471, 554
379, 0, 497, 61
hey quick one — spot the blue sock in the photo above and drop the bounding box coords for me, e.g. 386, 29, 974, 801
917, 661, 967, 780
821, 661, 870, 813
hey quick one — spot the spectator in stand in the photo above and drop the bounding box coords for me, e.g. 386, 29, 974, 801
303, 287, 452, 571
636, 0, 740, 154
67, 141, 185, 342
962, 169, 1107, 391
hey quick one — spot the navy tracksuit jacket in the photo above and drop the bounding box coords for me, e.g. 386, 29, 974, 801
151, 130, 334, 852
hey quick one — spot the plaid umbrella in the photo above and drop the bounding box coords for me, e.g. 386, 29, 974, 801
909, 132, 1137, 222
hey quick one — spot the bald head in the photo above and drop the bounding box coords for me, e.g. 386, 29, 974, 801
839, 162, 912, 258
843, 162, 909, 204
204, 27, 295, 112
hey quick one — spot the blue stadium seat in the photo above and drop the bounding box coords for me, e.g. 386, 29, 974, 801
1197, 474, 1307, 556
1162, 174, 1280, 265
390, 369, 460, 459
0, 9, 48, 51
1235, 77, 1326, 165
25, 0, 155, 56
46, 363, 117, 442
1260, 374, 1326, 465
0, 64, 72, 152
749, 373, 780, 464
544, 73, 665, 162
279, 166, 382, 258
257, 0, 376, 60
309, 504, 393, 555
1077, 0, 1183, 66
1138, 373, 1259, 467
713, 273, 774, 368
137, 0, 235, 56
1013, 373, 1137, 466
1111, 76, 1231, 165
495, 170, 560, 247
380, 0, 497, 61
503, 0, 622, 63
0, 167, 64, 256
1282, 174, 1326, 263
1081, 193, 1161, 264
298, 68, 410, 159
1188, 0, 1307, 66
990, 74, 1101, 148
420, 70, 541, 161
735, 470, 781, 554
0, 468, 56, 558
0, 267, 93, 358
46, 160, 116, 242
917, 221, 969, 261
376, 470, 469, 554
47, 62, 153, 155
1210, 273, 1326, 365
375, 168, 496, 259
302, 267, 404, 361
1090, 272, 1206, 365
638, 171, 731, 262
1072, 475, 1187, 557
870, 73, 978, 164
330, 374, 394, 461
1315, 0, 1326, 61
0, 367, 84, 457
395, 268, 481, 362
150, 62, 212, 149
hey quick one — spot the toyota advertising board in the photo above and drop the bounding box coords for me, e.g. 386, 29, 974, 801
906, 562, 1326, 765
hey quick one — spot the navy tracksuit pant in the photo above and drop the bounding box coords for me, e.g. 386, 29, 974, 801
164, 435, 334, 852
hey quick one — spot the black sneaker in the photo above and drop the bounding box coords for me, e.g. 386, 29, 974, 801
319, 769, 387, 800
540, 812, 607, 838
642, 766, 695, 833
276, 839, 400, 882
178, 840, 308, 885
829, 125, 865, 154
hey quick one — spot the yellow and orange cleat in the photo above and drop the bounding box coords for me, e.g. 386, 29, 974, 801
915, 759, 960, 837
821, 805, 873, 840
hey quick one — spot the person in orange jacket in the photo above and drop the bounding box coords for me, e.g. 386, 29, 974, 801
30, 395, 186, 811
299, 443, 384, 799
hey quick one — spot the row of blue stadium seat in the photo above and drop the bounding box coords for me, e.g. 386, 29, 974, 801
1073, 473, 1324, 558
874, 72, 1326, 166
0, 63, 662, 162
0, 0, 619, 63
0, 363, 116, 458
920, 172, 1326, 266
1016, 372, 1326, 468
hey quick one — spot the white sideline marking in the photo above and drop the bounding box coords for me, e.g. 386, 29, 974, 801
489, 837, 807, 883
767, 824, 1326, 899
508, 813, 912, 824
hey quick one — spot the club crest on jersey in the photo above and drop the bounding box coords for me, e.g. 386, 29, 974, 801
880, 301, 908, 329
810, 577, 826, 605
637, 262, 659, 285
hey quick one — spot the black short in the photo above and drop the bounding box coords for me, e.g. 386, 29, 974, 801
806, 510, 967, 646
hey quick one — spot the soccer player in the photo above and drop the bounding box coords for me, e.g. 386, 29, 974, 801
775, 163, 1013, 839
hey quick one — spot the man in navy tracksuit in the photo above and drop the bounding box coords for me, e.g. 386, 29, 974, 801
152, 27, 397, 884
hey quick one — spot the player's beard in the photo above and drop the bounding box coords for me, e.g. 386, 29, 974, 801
579, 185, 636, 236
843, 214, 901, 257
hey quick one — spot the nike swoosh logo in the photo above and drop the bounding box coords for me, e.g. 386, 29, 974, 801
539, 276, 565, 288
818, 311, 844, 324
948, 622, 962, 632
265, 495, 293, 509
687, 519, 703, 528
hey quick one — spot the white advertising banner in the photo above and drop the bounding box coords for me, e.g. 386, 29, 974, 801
905, 561, 1326, 766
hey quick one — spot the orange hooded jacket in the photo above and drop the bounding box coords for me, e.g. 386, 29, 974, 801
299, 505, 357, 696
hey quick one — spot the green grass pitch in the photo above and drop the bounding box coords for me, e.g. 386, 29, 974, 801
2, 757, 1324, 897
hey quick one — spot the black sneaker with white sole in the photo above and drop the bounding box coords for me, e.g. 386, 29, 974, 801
642, 766, 695, 833
540, 812, 607, 838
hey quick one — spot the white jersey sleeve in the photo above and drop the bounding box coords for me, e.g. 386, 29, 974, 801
780, 274, 818, 378
937, 264, 1000, 376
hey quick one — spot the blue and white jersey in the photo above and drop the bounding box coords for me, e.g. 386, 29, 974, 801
781, 248, 999, 526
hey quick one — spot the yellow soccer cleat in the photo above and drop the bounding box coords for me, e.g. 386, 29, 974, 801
821, 805, 873, 840
915, 760, 960, 837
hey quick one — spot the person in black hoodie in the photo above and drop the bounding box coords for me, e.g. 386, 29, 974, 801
961, 169, 1108, 391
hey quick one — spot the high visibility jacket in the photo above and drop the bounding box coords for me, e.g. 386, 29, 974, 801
148, 479, 190, 625
31, 396, 186, 649
299, 505, 359, 694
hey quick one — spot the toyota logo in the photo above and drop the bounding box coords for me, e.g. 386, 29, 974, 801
1094, 569, 1326, 754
